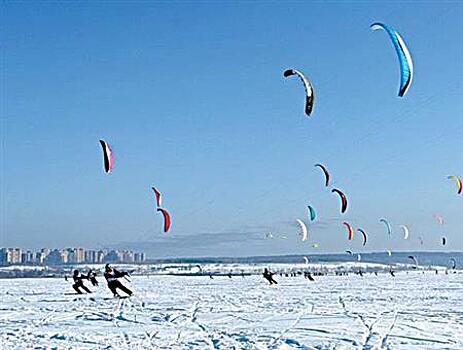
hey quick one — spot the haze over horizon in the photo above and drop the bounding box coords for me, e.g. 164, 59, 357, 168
3, 2, 463, 258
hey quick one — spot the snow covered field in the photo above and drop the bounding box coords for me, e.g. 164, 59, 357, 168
1, 269, 462, 349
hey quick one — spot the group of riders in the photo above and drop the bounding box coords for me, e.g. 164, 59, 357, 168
70, 263, 133, 297
69, 265, 290, 296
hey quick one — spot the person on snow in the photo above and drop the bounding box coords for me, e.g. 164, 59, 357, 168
263, 268, 278, 285
87, 269, 99, 286
104, 264, 133, 297
72, 269, 92, 294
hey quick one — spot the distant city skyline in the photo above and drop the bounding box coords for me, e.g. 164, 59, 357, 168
0, 247, 145, 265
3, 2, 463, 258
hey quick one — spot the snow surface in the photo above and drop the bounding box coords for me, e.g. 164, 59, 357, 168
1, 268, 462, 349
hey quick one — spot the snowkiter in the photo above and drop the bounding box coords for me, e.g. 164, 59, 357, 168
88, 269, 99, 286
104, 264, 132, 297
72, 269, 92, 294
263, 268, 278, 285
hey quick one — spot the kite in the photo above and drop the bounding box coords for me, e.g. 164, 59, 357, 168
400, 225, 409, 239
157, 208, 171, 233
314, 164, 330, 187
283, 69, 315, 116
418, 236, 424, 245
380, 218, 392, 235
99, 140, 114, 174
357, 228, 367, 246
408, 255, 418, 269
151, 187, 162, 207
343, 222, 354, 240
332, 189, 348, 213
296, 219, 308, 241
447, 175, 462, 194
307, 205, 316, 221
433, 214, 444, 226
370, 22, 413, 97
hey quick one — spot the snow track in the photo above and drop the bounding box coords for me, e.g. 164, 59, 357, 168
1, 271, 462, 349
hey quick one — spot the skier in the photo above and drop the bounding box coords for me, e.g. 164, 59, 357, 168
104, 264, 133, 297
263, 268, 278, 285
306, 272, 315, 281
72, 269, 92, 294
87, 269, 99, 286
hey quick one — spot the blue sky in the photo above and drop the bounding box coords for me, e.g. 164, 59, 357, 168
3, 2, 463, 258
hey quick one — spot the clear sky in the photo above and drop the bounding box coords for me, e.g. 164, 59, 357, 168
3, 1, 463, 258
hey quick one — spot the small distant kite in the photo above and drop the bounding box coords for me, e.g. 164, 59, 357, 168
157, 208, 171, 233
283, 69, 314, 116
442, 236, 447, 246
433, 214, 444, 226
357, 228, 367, 246
343, 222, 354, 241
380, 218, 392, 235
315, 164, 330, 187
99, 140, 114, 174
296, 219, 308, 241
447, 175, 462, 194
370, 22, 413, 97
408, 255, 418, 269
332, 189, 348, 214
400, 225, 409, 240
151, 187, 162, 207
307, 205, 316, 221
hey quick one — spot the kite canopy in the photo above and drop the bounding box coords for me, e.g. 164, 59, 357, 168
357, 228, 367, 246
370, 22, 413, 97
408, 255, 418, 268
447, 175, 462, 194
343, 222, 354, 241
380, 218, 392, 235
400, 225, 409, 240
307, 205, 316, 221
99, 139, 114, 174
433, 214, 444, 226
315, 164, 330, 187
157, 208, 171, 233
296, 219, 308, 241
283, 69, 314, 116
332, 189, 348, 213
151, 187, 162, 207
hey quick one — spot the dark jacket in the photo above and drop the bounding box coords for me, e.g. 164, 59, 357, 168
73, 273, 88, 285
104, 269, 127, 284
